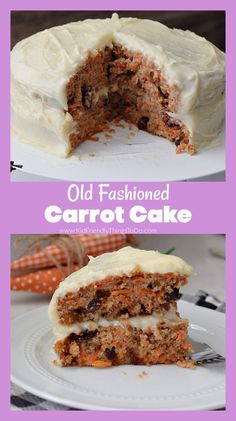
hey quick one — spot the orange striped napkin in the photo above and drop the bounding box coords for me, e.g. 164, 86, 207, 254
11, 234, 135, 294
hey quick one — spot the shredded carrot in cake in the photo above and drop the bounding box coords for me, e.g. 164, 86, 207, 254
116, 296, 130, 303
87, 136, 100, 142
112, 289, 130, 296
158, 354, 168, 363
91, 360, 112, 368
113, 116, 123, 124
112, 288, 155, 296
182, 341, 191, 349
177, 331, 185, 340
94, 123, 110, 132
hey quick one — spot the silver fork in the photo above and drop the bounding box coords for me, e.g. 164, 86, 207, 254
189, 338, 225, 365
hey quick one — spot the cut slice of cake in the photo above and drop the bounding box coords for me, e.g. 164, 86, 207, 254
11, 14, 225, 157
48, 246, 193, 367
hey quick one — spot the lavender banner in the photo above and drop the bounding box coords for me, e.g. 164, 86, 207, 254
7, 181, 227, 233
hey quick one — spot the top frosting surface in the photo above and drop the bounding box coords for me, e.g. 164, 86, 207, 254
52, 246, 192, 298
118, 18, 224, 72
12, 17, 117, 95
11, 13, 224, 105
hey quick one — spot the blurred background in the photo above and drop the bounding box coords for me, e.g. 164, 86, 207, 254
11, 233, 225, 319
11, 11, 225, 51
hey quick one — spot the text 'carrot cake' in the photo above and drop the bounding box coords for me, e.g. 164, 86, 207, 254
11, 14, 225, 157
48, 246, 193, 367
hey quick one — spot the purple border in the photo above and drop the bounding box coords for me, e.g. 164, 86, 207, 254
0, 0, 236, 418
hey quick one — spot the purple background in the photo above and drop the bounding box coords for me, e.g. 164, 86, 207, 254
0, 0, 236, 418
3, 182, 231, 233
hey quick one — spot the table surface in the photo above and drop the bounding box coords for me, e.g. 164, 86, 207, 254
11, 234, 225, 320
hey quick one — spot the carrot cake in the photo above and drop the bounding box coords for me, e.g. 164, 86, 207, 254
11, 14, 225, 157
48, 246, 193, 367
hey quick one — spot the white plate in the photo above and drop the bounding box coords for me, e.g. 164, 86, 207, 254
11, 124, 225, 182
11, 301, 225, 410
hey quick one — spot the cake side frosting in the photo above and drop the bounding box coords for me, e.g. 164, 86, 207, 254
11, 15, 120, 156
48, 246, 192, 324
11, 14, 225, 155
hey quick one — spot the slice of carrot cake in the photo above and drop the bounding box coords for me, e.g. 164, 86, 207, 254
11, 14, 225, 156
48, 246, 193, 367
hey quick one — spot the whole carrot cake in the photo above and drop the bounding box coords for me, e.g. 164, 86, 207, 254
48, 247, 193, 367
11, 14, 225, 157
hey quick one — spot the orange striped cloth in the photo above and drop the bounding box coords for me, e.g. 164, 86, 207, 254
11, 234, 135, 294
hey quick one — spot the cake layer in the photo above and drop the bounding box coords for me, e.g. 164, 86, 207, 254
48, 247, 192, 325
54, 318, 192, 367
55, 272, 185, 324
11, 14, 225, 156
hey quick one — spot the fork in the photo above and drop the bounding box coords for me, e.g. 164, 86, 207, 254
189, 338, 225, 365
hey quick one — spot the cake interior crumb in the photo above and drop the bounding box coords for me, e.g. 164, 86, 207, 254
66, 44, 191, 154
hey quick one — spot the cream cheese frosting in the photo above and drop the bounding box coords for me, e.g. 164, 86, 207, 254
48, 246, 192, 325
52, 306, 181, 339
11, 14, 225, 156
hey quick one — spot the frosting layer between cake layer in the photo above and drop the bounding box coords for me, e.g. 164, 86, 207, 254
52, 306, 181, 339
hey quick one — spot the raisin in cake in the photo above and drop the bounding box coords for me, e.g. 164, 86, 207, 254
11, 14, 225, 156
48, 246, 193, 367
